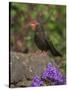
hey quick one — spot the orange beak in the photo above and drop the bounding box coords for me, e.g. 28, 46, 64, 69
29, 20, 39, 30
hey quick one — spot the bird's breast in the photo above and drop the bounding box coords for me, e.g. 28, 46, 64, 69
34, 33, 48, 51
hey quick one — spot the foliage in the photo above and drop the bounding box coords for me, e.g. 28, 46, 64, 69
10, 2, 66, 55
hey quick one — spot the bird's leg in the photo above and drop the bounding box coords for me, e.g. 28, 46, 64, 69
39, 51, 48, 56
32, 50, 48, 57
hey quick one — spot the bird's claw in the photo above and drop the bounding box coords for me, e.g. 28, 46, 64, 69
32, 51, 48, 57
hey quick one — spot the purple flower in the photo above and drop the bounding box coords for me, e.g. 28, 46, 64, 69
51, 76, 66, 85
31, 75, 43, 87
41, 63, 65, 84
31, 63, 66, 86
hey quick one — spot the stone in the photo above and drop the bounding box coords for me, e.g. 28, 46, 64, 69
10, 51, 59, 87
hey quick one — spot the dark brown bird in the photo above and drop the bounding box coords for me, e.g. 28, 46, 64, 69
29, 20, 62, 56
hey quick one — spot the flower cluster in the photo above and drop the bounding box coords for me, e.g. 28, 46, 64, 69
31, 75, 43, 87
31, 63, 66, 87
42, 63, 64, 84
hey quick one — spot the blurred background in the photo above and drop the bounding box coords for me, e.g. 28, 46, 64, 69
10, 2, 66, 56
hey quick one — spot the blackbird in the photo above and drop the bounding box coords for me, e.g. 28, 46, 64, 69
29, 20, 62, 56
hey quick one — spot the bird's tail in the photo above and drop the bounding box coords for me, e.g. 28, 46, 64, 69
46, 40, 62, 56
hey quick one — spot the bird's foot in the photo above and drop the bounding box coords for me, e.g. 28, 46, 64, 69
39, 51, 48, 57
32, 51, 48, 57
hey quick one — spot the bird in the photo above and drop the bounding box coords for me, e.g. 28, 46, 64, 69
29, 20, 62, 57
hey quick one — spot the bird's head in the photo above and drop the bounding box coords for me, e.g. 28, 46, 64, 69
29, 20, 40, 31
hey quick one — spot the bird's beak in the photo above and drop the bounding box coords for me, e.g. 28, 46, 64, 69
30, 23, 37, 30
29, 20, 39, 30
